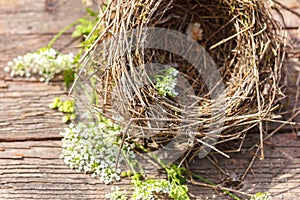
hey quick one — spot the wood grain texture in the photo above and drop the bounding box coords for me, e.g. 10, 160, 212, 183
0, 0, 84, 34
0, 0, 299, 199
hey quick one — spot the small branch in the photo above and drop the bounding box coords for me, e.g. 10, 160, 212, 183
241, 147, 259, 181
188, 171, 252, 200
272, 0, 300, 18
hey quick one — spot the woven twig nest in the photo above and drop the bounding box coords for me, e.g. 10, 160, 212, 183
75, 0, 285, 162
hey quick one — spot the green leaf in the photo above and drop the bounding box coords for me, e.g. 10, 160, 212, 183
48, 103, 56, 109
63, 68, 75, 89
71, 29, 83, 38
49, 98, 59, 109
85, 7, 97, 17
70, 113, 76, 120
62, 115, 70, 123
101, 4, 107, 12
78, 18, 89, 24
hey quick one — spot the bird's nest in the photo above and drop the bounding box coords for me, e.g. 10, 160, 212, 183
74, 0, 286, 163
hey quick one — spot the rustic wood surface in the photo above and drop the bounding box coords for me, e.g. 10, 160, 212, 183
0, 0, 299, 199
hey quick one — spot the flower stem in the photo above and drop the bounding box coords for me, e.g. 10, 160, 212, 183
47, 18, 83, 48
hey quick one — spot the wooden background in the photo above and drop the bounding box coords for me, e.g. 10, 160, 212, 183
0, 0, 299, 199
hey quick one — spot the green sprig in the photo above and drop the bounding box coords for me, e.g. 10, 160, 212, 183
49, 97, 76, 123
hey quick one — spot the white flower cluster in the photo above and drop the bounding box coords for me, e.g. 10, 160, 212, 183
4, 48, 75, 83
60, 117, 136, 185
154, 67, 179, 97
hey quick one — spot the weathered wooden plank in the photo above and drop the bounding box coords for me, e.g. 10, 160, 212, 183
0, 157, 65, 165
0, 0, 85, 35
0, 81, 68, 142
0, 183, 111, 194
0, 165, 68, 170
0, 146, 62, 159
0, 140, 61, 149
0, 167, 299, 182
0, 177, 102, 184
0, 0, 47, 13
0, 0, 299, 199
0, 133, 63, 142
0, 143, 298, 199
0, 186, 219, 200
0, 90, 66, 98
1, 158, 296, 170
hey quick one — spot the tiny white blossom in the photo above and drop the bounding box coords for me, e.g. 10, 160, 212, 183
7, 61, 13, 66
25, 72, 31, 77
4, 66, 10, 72
10, 71, 15, 77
